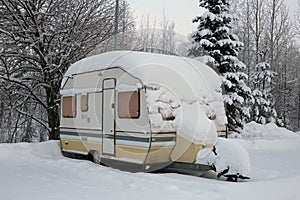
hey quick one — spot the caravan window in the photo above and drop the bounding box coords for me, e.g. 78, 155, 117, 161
118, 91, 140, 119
62, 96, 76, 118
81, 94, 89, 112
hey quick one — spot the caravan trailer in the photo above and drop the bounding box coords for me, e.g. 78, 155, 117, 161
60, 51, 249, 180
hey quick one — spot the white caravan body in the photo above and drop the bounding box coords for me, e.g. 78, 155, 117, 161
60, 51, 227, 172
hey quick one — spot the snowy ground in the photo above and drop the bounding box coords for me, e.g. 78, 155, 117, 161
1, 124, 300, 200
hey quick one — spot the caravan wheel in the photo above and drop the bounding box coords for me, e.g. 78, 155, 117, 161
91, 150, 101, 165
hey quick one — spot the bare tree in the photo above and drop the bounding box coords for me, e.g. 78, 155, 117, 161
135, 14, 158, 52
160, 10, 176, 54
89, 0, 136, 54
134, 13, 183, 56
295, 0, 300, 38
236, 0, 299, 129
266, 0, 294, 127
0, 0, 117, 140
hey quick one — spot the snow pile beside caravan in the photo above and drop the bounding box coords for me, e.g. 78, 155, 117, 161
195, 121, 299, 179
240, 122, 300, 139
196, 138, 251, 179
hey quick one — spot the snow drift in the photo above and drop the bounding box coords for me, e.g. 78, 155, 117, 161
241, 122, 300, 139
1, 136, 300, 200
196, 138, 251, 180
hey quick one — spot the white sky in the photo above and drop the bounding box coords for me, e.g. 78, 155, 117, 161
286, 0, 298, 15
126, 0, 202, 37
127, 0, 298, 37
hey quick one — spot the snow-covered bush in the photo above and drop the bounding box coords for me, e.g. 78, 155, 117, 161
196, 138, 251, 180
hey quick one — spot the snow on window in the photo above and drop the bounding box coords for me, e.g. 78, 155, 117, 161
116, 83, 142, 92
145, 84, 179, 133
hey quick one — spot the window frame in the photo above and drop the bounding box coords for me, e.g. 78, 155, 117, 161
62, 95, 77, 118
80, 93, 89, 112
117, 90, 140, 119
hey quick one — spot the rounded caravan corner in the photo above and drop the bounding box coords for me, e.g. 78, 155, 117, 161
59, 51, 248, 181
60, 76, 73, 91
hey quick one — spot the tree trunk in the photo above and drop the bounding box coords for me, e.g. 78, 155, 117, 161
246, 0, 251, 85
46, 84, 61, 140
298, 74, 300, 129
47, 107, 60, 140
255, 0, 260, 65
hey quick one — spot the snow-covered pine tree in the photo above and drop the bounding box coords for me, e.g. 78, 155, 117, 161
252, 61, 277, 124
190, 0, 252, 132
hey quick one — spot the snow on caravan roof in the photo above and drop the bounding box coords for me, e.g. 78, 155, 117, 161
63, 51, 221, 101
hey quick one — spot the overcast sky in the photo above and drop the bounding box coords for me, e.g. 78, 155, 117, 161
127, 0, 202, 37
127, 0, 298, 37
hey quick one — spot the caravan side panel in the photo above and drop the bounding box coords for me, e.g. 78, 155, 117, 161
60, 67, 153, 165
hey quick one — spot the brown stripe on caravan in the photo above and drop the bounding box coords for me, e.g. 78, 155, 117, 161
145, 146, 174, 164
60, 139, 88, 154
82, 142, 103, 154
61, 139, 148, 163
115, 145, 148, 162
170, 135, 203, 163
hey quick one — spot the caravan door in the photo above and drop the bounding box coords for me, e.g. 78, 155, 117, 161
102, 79, 116, 156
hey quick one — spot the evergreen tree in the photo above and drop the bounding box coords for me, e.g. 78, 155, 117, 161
190, 0, 252, 132
252, 61, 277, 124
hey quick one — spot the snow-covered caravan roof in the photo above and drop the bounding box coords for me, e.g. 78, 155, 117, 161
63, 51, 221, 101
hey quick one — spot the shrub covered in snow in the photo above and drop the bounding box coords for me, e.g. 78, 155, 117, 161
196, 138, 251, 179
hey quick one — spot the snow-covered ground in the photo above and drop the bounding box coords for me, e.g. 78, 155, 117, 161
1, 123, 300, 200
